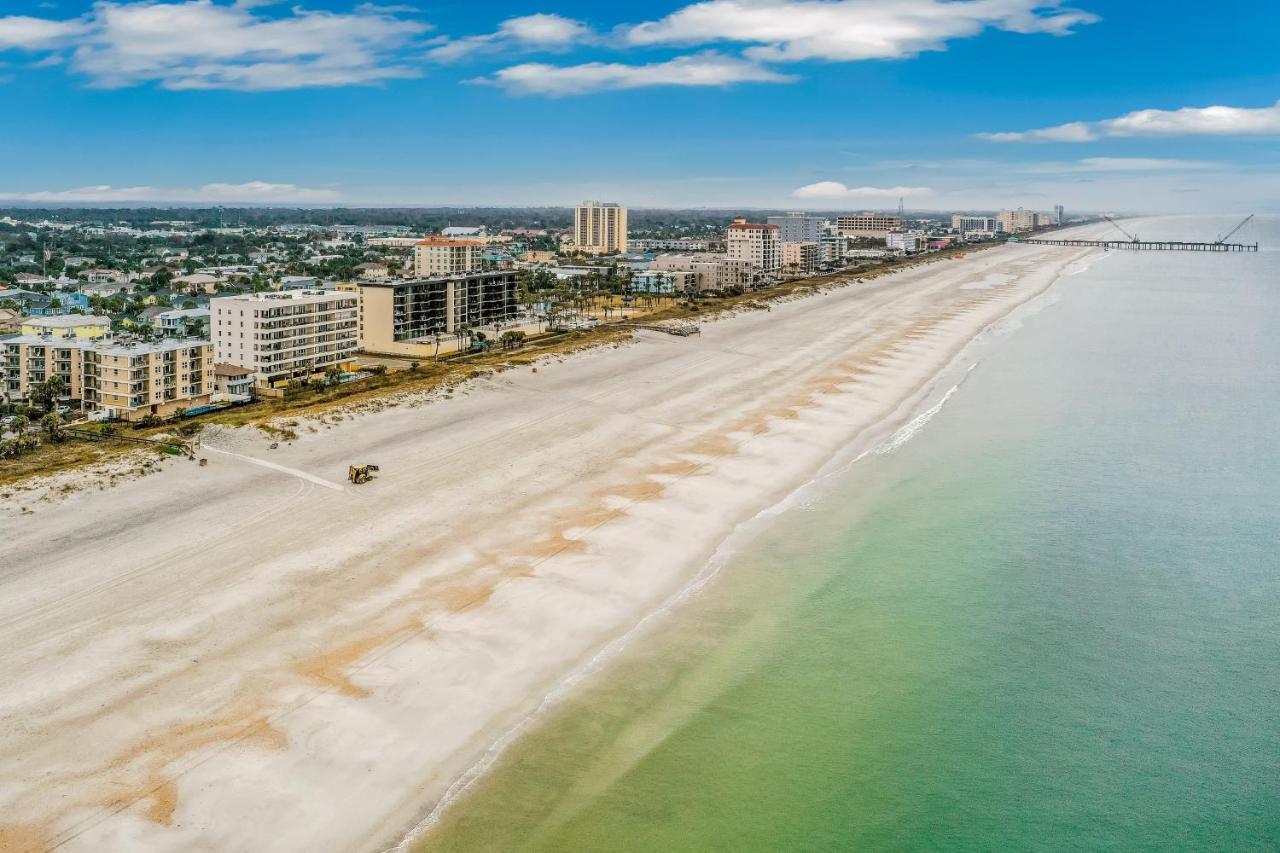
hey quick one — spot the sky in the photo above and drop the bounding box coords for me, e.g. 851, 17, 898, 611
0, 0, 1277, 211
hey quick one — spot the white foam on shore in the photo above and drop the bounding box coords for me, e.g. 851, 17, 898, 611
383, 253, 1092, 852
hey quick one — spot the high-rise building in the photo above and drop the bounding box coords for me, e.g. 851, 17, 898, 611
767, 212, 825, 243
726, 217, 781, 273
211, 290, 359, 386
835, 212, 902, 238
414, 239, 481, 277
574, 201, 628, 253
998, 208, 1039, 233
951, 214, 999, 235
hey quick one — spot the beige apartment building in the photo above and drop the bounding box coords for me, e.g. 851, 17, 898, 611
648, 254, 759, 293
782, 241, 819, 274
357, 271, 518, 357
414, 239, 481, 277
998, 208, 1039, 233
726, 217, 782, 273
836, 212, 902, 238
2, 335, 213, 421
573, 201, 628, 254
211, 290, 359, 386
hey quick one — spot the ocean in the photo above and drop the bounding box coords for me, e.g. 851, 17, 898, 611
421, 216, 1280, 852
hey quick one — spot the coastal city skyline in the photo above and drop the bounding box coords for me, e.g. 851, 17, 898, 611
1, 3, 1275, 852
0, 0, 1277, 211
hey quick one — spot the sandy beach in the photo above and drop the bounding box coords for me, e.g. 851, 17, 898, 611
0, 238, 1097, 852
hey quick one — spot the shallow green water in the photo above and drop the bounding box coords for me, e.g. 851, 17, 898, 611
424, 217, 1280, 852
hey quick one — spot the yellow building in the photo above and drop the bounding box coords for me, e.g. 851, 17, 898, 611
19, 314, 111, 339
1, 336, 213, 421
573, 201, 628, 254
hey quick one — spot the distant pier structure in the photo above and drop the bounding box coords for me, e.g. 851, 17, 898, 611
1022, 213, 1258, 252
1022, 238, 1257, 252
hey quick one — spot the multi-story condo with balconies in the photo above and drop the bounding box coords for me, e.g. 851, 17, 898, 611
356, 271, 518, 356
573, 201, 628, 254
1, 335, 213, 421
414, 239, 481, 277
767, 212, 826, 243
836, 212, 903, 238
726, 217, 782, 273
211, 290, 359, 386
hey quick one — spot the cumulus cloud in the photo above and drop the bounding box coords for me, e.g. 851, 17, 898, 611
428, 13, 591, 62
477, 52, 793, 96
0, 181, 341, 203
625, 0, 1097, 62
0, 1, 430, 90
792, 181, 931, 201
980, 100, 1280, 142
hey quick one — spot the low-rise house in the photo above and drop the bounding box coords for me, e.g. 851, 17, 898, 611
152, 307, 210, 336
80, 280, 134, 298
81, 268, 133, 284
0, 308, 21, 334
354, 262, 389, 279
172, 273, 222, 295
212, 363, 254, 399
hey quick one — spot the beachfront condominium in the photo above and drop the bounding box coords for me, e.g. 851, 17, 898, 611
836, 212, 902, 239
211, 290, 359, 386
414, 239, 481, 277
998, 208, 1039, 233
952, 214, 998, 232
726, 217, 782, 273
356, 271, 518, 356
1, 335, 213, 421
648, 254, 759, 293
767, 212, 826, 243
574, 201, 628, 254
782, 241, 819, 274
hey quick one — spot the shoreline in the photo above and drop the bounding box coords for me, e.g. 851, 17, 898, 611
384, 239, 1106, 852
0, 234, 1102, 853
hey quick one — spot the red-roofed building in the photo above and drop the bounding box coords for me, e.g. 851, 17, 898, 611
414, 239, 481, 276
726, 216, 781, 273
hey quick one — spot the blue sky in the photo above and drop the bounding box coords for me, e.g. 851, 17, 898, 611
0, 0, 1277, 211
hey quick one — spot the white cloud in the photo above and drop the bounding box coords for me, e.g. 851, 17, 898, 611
792, 181, 931, 202
980, 100, 1280, 142
0, 15, 87, 50
625, 0, 1097, 62
1071, 157, 1222, 172
0, 181, 341, 202
0, 1, 430, 90
428, 13, 590, 62
477, 52, 793, 96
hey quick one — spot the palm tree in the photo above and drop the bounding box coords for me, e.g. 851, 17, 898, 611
9, 415, 29, 437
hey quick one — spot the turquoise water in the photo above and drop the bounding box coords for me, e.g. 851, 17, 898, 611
424, 217, 1280, 852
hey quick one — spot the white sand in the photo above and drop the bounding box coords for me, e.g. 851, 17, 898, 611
0, 239, 1098, 853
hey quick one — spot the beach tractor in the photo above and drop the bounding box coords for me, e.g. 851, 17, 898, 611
348, 464, 380, 485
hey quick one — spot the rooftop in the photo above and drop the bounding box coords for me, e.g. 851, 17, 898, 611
21, 314, 111, 328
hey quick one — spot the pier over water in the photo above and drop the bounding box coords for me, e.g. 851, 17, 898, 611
1021, 238, 1258, 252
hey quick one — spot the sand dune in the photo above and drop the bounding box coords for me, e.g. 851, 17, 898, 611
0, 239, 1096, 853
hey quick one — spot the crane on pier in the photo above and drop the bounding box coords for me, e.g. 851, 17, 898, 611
1214, 214, 1254, 245
1102, 214, 1139, 243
